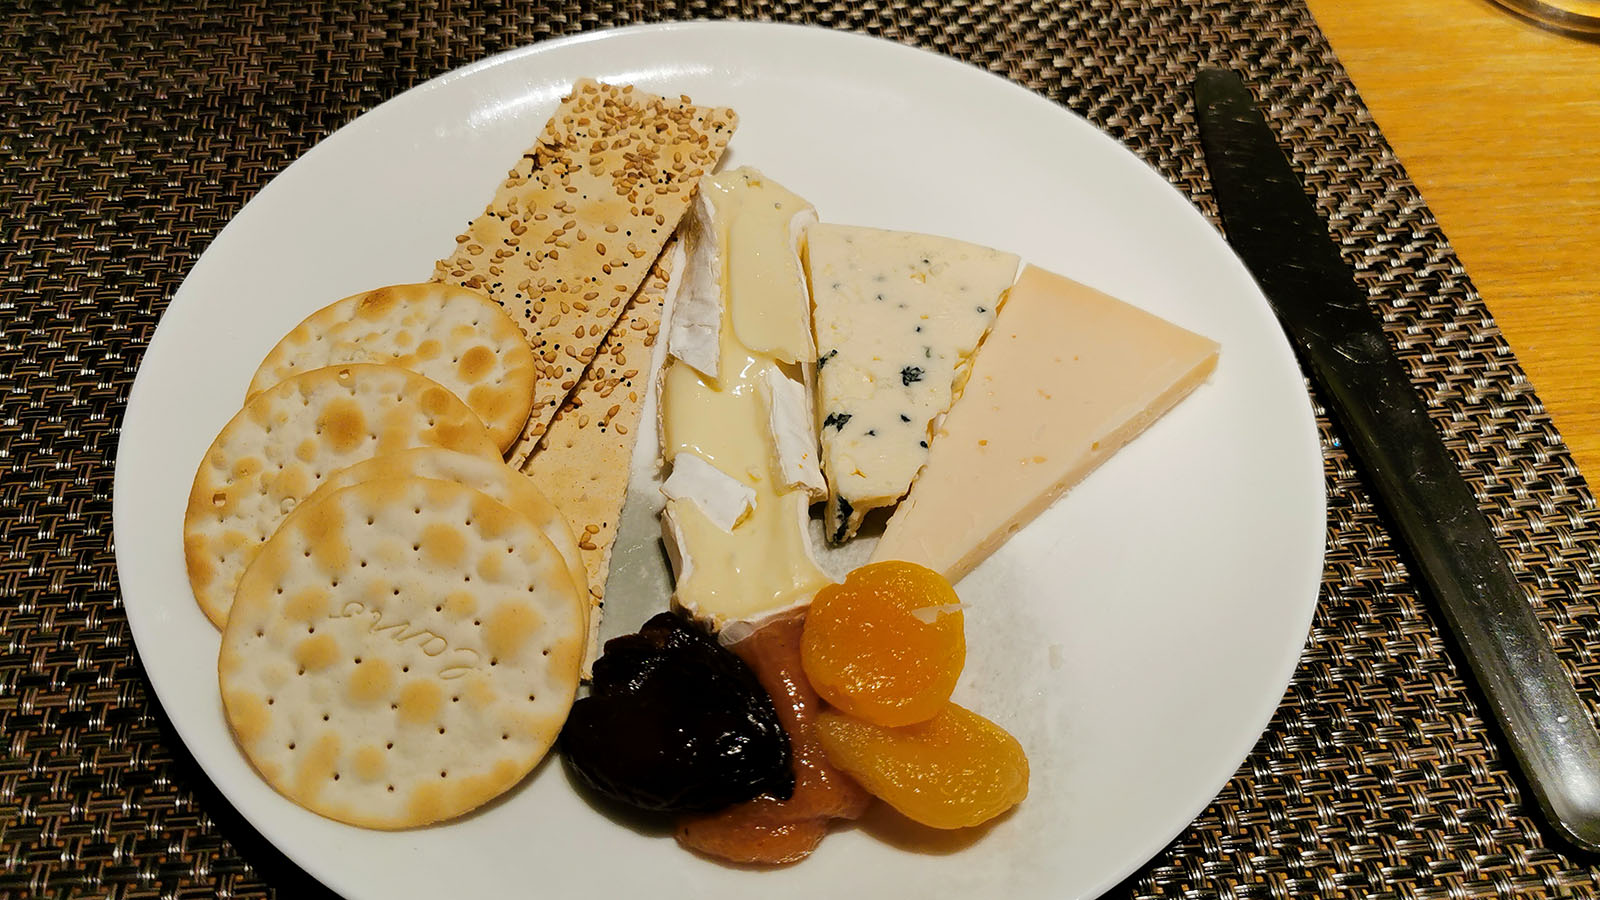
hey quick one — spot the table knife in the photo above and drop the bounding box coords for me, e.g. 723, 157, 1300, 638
1195, 66, 1600, 852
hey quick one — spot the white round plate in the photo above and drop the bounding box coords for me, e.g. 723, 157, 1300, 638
113, 21, 1325, 900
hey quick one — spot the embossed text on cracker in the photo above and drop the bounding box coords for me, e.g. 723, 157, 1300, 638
336, 600, 482, 678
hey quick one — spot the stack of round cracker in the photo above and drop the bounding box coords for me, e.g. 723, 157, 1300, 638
184, 283, 589, 828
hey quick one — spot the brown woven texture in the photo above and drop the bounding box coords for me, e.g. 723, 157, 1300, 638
4, 1, 1599, 898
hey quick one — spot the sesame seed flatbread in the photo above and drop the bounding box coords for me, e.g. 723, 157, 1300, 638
523, 240, 681, 673
434, 79, 736, 467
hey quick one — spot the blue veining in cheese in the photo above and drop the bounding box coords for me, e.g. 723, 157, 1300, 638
806, 225, 1020, 543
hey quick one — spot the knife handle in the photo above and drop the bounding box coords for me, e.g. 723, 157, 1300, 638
1304, 306, 1600, 851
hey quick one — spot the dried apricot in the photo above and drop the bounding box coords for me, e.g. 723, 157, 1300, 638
678, 815, 829, 865
815, 703, 1028, 830
800, 560, 964, 727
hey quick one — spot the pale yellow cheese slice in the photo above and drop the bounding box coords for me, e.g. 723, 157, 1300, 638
871, 266, 1220, 582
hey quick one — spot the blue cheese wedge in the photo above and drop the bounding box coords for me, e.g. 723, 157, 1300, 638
806, 225, 1020, 543
658, 168, 832, 633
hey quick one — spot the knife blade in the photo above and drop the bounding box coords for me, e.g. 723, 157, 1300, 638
1195, 66, 1600, 852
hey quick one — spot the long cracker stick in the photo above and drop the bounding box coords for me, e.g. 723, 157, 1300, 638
434, 79, 735, 467
522, 239, 681, 672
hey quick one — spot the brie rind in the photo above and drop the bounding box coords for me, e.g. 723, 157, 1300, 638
758, 365, 826, 500
666, 187, 722, 380
660, 453, 756, 532
660, 500, 693, 588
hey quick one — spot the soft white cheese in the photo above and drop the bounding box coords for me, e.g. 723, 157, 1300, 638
729, 197, 818, 366
657, 167, 832, 631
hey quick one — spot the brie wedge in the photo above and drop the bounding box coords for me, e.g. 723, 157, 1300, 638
658, 167, 832, 633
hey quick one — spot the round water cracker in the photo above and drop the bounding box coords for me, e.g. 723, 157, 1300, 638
219, 477, 585, 830
311, 448, 588, 610
185, 363, 501, 629
247, 283, 537, 452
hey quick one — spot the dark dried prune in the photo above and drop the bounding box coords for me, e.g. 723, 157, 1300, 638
559, 612, 795, 813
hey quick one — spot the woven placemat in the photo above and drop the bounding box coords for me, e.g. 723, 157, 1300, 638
4, 1, 1599, 898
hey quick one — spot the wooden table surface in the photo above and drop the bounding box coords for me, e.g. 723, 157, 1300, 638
1302, 0, 1600, 483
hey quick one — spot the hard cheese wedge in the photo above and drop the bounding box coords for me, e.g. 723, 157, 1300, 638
870, 265, 1220, 582
807, 225, 1019, 543
659, 168, 830, 635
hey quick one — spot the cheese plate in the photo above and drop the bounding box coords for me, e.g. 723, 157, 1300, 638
112, 21, 1325, 900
